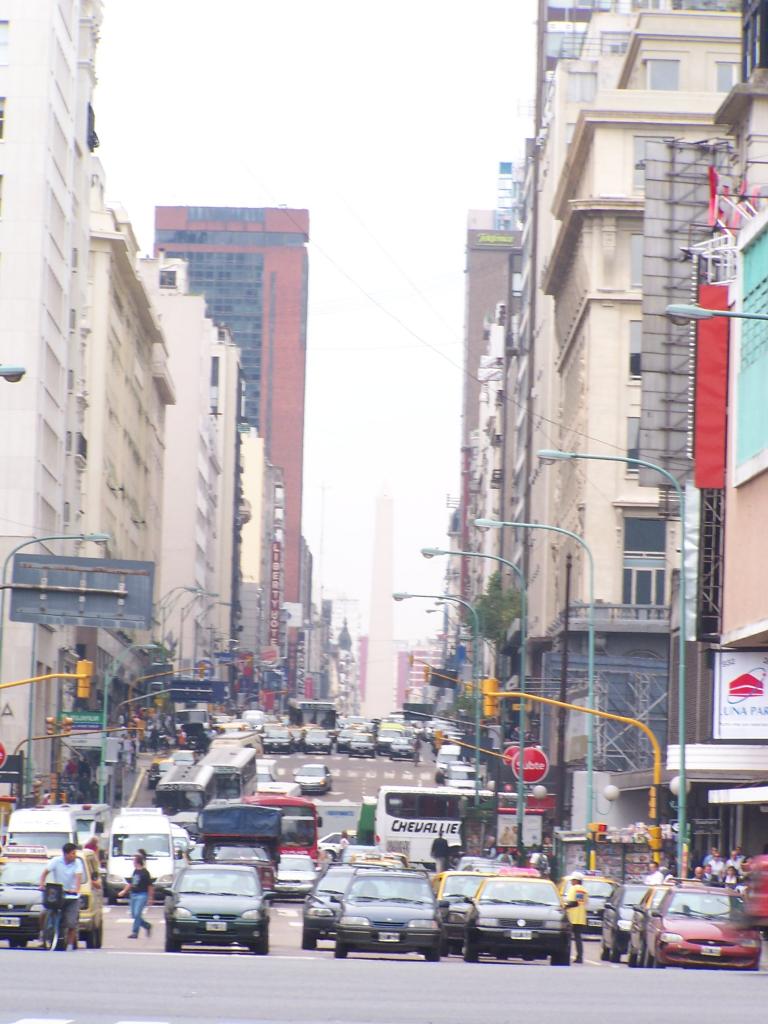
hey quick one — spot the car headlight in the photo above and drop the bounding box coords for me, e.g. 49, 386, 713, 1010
307, 907, 335, 918
659, 932, 684, 943
30, 903, 44, 913
740, 938, 760, 948
241, 909, 263, 920
339, 915, 370, 927
618, 919, 632, 931
478, 917, 500, 927
407, 919, 438, 930
107, 874, 125, 886
155, 875, 173, 887
173, 907, 193, 919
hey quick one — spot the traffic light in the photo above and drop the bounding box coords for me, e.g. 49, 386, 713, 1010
482, 678, 500, 717
76, 659, 93, 699
647, 825, 662, 854
60, 716, 73, 736
45, 716, 57, 736
588, 822, 608, 843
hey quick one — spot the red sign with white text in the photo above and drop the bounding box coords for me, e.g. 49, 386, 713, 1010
511, 747, 549, 784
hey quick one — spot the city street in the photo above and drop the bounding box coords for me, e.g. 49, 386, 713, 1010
0, 939, 762, 1024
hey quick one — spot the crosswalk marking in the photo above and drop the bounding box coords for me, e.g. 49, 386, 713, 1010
7, 1019, 74, 1024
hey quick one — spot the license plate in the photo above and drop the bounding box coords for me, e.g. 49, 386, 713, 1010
0, 917, 20, 928
588, 917, 601, 926
206, 921, 227, 932
378, 931, 400, 942
700, 946, 721, 957
509, 929, 532, 940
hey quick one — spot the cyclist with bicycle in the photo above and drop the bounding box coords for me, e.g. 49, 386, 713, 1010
39, 842, 83, 950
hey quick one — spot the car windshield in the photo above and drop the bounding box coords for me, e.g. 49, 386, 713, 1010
667, 892, 744, 921
621, 885, 648, 908
306, 731, 326, 741
112, 833, 171, 857
352, 733, 372, 742
318, 868, 354, 895
478, 881, 560, 906
8, 831, 69, 851
201, 844, 270, 863
347, 876, 432, 905
177, 868, 260, 897
442, 875, 484, 899
299, 765, 325, 776
0, 861, 44, 886
280, 855, 314, 872
267, 729, 289, 739
584, 880, 615, 898
447, 766, 474, 778
282, 814, 317, 847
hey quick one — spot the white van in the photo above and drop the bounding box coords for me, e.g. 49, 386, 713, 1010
6, 806, 78, 855
106, 807, 176, 903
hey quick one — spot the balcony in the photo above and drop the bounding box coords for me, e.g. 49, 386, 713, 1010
74, 432, 87, 469
547, 602, 670, 635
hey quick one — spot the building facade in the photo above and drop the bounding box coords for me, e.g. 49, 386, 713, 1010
154, 206, 308, 606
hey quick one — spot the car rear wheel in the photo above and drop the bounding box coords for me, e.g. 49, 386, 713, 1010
251, 931, 269, 955
550, 947, 570, 966
334, 942, 348, 959
424, 947, 440, 962
164, 933, 181, 953
301, 929, 317, 950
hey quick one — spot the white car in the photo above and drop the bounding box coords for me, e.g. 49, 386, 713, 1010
293, 763, 332, 795
442, 763, 478, 792
274, 853, 318, 898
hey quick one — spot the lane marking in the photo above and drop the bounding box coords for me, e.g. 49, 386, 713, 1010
7, 1019, 74, 1024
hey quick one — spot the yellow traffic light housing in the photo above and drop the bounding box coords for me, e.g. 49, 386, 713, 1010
482, 678, 500, 717
60, 716, 73, 736
587, 821, 608, 843
647, 824, 662, 854
76, 659, 93, 699
45, 716, 57, 736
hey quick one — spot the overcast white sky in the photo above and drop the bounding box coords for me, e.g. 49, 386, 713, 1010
94, 0, 537, 643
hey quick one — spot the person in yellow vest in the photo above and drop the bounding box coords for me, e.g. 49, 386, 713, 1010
563, 871, 589, 964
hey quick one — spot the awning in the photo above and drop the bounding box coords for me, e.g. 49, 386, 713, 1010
707, 786, 768, 805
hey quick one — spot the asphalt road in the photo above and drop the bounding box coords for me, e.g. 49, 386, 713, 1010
0, 940, 763, 1024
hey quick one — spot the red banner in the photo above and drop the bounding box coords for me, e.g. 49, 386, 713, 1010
268, 541, 282, 645
694, 284, 730, 488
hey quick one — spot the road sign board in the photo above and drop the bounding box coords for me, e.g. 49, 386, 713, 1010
259, 646, 280, 665
196, 658, 214, 680
10, 554, 154, 629
214, 651, 234, 663
67, 711, 103, 749
511, 746, 550, 784
502, 744, 519, 768
0, 741, 6, 770
0, 752, 22, 786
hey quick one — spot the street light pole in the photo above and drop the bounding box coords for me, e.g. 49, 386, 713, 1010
421, 547, 528, 851
393, 591, 483, 803
475, 518, 596, 833
537, 448, 688, 872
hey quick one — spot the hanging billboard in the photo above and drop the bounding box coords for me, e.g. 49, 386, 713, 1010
713, 649, 768, 739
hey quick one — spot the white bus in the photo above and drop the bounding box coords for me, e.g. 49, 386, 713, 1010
375, 786, 465, 866
201, 745, 258, 800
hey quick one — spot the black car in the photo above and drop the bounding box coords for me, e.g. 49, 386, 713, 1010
262, 728, 294, 754
0, 858, 47, 948
302, 863, 358, 949
335, 728, 356, 754
348, 732, 376, 758
600, 883, 648, 963
164, 863, 270, 954
334, 869, 442, 961
462, 877, 571, 965
303, 729, 333, 754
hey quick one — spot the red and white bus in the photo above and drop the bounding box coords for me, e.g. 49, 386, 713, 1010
244, 794, 321, 860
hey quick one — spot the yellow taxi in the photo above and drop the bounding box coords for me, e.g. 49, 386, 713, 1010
558, 872, 617, 933
432, 870, 500, 955
0, 844, 103, 948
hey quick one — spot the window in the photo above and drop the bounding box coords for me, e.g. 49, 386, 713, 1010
601, 32, 629, 55
0, 98, 4, 140
567, 72, 597, 103
627, 417, 640, 462
716, 62, 738, 93
629, 321, 642, 377
647, 59, 679, 90
159, 269, 177, 289
630, 234, 643, 287
623, 517, 666, 606
0, 23, 7, 66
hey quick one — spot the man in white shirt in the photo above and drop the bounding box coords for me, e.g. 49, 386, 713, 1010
644, 860, 665, 885
40, 842, 83, 951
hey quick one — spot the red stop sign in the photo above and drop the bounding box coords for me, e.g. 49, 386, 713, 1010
502, 744, 519, 768
0, 741, 6, 770
511, 746, 549, 783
